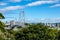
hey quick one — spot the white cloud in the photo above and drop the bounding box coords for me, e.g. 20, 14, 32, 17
10, 0, 21, 2
50, 4, 60, 8
26, 0, 57, 6
0, 0, 59, 12
0, 5, 24, 11
0, 2, 7, 6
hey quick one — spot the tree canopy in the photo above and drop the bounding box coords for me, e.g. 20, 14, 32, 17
14, 23, 60, 40
0, 13, 5, 19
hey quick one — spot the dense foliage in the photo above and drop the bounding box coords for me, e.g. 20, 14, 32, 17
0, 13, 5, 32
0, 13, 13, 40
14, 23, 60, 40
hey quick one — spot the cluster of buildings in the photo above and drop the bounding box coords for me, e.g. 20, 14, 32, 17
4, 20, 60, 30
45, 23, 60, 28
5, 20, 19, 26
4, 20, 25, 30
5, 20, 60, 28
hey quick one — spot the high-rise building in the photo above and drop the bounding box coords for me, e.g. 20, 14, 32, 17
10, 20, 15, 27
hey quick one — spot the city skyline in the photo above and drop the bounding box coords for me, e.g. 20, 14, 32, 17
0, 0, 60, 23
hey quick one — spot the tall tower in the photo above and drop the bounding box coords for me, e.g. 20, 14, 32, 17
19, 11, 25, 27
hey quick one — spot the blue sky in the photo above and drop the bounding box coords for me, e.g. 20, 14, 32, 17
0, 0, 60, 23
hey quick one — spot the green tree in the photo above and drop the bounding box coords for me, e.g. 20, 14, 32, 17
0, 13, 15, 40
14, 23, 60, 40
14, 23, 48, 40
0, 13, 5, 19
0, 13, 5, 32
0, 13, 7, 40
